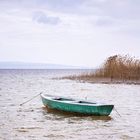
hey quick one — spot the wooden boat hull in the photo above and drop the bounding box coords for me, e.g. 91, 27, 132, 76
41, 94, 114, 116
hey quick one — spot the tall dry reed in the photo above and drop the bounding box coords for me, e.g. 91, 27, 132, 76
94, 55, 140, 80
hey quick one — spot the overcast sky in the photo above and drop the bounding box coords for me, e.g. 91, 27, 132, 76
0, 0, 140, 67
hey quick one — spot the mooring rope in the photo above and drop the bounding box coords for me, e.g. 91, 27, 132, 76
20, 92, 43, 106
114, 107, 121, 117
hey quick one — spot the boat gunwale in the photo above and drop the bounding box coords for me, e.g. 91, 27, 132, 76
41, 93, 114, 107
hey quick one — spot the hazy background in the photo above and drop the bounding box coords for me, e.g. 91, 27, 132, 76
0, 0, 140, 67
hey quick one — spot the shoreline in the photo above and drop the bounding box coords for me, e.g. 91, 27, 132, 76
62, 77, 140, 85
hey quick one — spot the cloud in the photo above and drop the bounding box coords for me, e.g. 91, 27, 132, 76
95, 17, 114, 27
0, 0, 140, 67
32, 11, 60, 25
32, 0, 140, 20
2, 0, 140, 20
34, 0, 85, 13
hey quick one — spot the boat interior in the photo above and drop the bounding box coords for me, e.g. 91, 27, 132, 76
52, 97, 96, 104
43, 94, 97, 105
53, 97, 74, 101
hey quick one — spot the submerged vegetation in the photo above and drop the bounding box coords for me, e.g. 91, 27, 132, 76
64, 55, 140, 84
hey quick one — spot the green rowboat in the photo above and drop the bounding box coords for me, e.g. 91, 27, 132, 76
41, 94, 114, 116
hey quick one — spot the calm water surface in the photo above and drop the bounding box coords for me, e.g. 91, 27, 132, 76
0, 69, 140, 140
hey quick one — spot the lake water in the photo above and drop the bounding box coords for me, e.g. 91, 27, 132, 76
0, 69, 140, 140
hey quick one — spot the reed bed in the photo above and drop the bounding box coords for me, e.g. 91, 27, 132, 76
63, 55, 140, 84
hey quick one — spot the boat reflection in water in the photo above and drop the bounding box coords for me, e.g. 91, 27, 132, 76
42, 106, 112, 121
